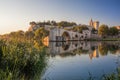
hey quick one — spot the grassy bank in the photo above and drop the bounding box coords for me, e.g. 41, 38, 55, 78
0, 40, 47, 80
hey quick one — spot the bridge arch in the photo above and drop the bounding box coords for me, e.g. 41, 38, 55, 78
62, 31, 71, 41
62, 42, 70, 51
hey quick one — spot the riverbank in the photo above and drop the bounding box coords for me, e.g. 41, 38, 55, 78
88, 38, 120, 41
49, 38, 120, 42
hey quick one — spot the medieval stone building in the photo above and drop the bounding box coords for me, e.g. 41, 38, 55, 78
89, 19, 99, 30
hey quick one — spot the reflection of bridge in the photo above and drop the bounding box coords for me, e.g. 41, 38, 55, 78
48, 27, 91, 41
48, 41, 99, 55
47, 41, 120, 60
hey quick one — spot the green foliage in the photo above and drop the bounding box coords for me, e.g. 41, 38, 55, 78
101, 68, 120, 80
98, 42, 119, 56
36, 20, 76, 27
109, 27, 119, 36
37, 20, 58, 27
73, 25, 89, 33
25, 31, 35, 40
34, 27, 49, 40
1, 27, 50, 42
98, 25, 119, 37
98, 43, 108, 56
57, 21, 76, 27
9, 30, 24, 38
108, 45, 119, 54
98, 24, 109, 37
84, 68, 120, 80
0, 40, 47, 80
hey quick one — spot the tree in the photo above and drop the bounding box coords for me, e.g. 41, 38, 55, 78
16, 30, 24, 37
98, 24, 109, 37
9, 32, 17, 38
57, 21, 76, 28
98, 44, 108, 56
73, 25, 88, 33
9, 30, 24, 39
108, 45, 118, 54
109, 27, 119, 36
29, 21, 36, 25
51, 20, 57, 26
25, 31, 35, 40
34, 27, 49, 40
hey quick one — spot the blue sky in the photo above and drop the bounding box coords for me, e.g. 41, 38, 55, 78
0, 0, 120, 34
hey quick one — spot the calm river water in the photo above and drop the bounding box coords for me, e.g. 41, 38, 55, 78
42, 41, 120, 80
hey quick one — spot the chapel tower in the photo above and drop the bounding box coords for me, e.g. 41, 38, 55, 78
89, 19, 99, 30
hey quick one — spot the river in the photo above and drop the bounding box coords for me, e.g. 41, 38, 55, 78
42, 41, 120, 80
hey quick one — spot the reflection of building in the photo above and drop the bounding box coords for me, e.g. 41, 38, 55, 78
47, 41, 102, 60
43, 36, 49, 46
89, 49, 99, 59
89, 19, 99, 30
47, 41, 120, 59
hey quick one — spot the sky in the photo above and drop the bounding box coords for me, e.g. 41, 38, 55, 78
0, 0, 120, 34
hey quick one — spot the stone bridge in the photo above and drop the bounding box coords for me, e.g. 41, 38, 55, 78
48, 27, 91, 41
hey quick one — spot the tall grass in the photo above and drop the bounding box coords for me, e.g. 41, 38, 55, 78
0, 40, 47, 80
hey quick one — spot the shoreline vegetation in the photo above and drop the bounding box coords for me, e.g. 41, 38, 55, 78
88, 38, 120, 41
0, 20, 120, 80
0, 32, 120, 42
0, 38, 47, 80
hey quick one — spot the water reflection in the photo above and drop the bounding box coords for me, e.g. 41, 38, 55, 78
43, 41, 120, 80
47, 41, 120, 58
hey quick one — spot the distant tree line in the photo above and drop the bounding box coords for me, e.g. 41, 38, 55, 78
98, 24, 119, 37
31, 20, 77, 28
72, 25, 89, 33
0, 27, 49, 42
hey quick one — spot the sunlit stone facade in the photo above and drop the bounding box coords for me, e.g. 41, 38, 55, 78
48, 26, 91, 41
89, 19, 99, 30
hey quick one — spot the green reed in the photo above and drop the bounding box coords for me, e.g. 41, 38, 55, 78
0, 40, 47, 80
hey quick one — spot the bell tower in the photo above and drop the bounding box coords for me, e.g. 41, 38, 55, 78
93, 21, 99, 30
89, 19, 93, 26
89, 19, 99, 30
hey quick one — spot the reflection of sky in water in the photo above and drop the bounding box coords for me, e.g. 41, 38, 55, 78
42, 42, 120, 80
43, 55, 117, 80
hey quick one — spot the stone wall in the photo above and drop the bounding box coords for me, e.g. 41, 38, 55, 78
49, 27, 92, 41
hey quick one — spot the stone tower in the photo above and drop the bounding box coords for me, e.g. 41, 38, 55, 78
89, 19, 99, 30
89, 19, 93, 26
93, 21, 99, 30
